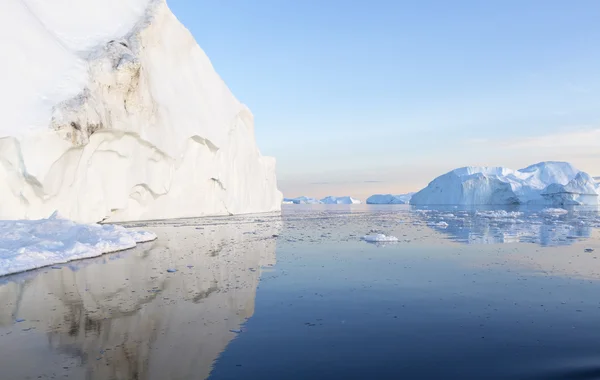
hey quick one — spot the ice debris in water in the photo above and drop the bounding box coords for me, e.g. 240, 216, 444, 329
542, 208, 569, 215
362, 234, 399, 242
476, 210, 523, 219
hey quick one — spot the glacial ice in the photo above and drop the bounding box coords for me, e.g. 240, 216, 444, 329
410, 162, 599, 206
0, 214, 155, 276
320, 196, 362, 204
0, 0, 281, 223
366, 193, 414, 204
283, 196, 322, 204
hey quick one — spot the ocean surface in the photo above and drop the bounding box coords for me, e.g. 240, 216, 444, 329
2, 204, 600, 379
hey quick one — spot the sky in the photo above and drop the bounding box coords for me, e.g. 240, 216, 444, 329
167, 0, 600, 200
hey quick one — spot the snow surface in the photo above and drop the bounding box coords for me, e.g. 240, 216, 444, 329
0, 0, 281, 223
0, 215, 155, 276
362, 234, 399, 242
366, 193, 414, 204
321, 196, 362, 204
410, 162, 599, 206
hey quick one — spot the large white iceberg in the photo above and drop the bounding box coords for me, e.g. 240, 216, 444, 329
0, 214, 155, 276
0, 0, 281, 223
410, 162, 599, 206
366, 193, 414, 204
320, 196, 362, 204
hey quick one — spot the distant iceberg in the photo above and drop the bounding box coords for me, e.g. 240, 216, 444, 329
283, 196, 322, 204
410, 161, 599, 206
320, 196, 362, 204
367, 193, 414, 204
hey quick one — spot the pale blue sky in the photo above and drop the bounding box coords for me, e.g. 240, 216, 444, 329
168, 0, 600, 199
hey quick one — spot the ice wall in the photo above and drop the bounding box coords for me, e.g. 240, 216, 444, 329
0, 0, 282, 222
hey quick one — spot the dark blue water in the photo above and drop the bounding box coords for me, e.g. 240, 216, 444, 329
209, 240, 600, 380
2, 205, 600, 379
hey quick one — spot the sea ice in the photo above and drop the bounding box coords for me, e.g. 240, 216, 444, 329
542, 208, 569, 215
0, 215, 155, 276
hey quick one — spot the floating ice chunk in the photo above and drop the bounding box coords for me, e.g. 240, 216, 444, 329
476, 210, 523, 219
362, 234, 399, 242
427, 221, 449, 228
0, 217, 156, 277
542, 208, 569, 215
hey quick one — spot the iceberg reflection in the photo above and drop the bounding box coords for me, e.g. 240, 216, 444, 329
0, 215, 281, 380
412, 206, 600, 246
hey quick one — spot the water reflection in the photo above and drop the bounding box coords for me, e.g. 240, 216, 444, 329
411, 207, 600, 246
0, 215, 281, 380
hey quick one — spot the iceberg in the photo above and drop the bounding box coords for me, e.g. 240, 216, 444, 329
0, 215, 155, 276
0, 0, 281, 223
320, 196, 362, 204
410, 162, 599, 206
366, 193, 414, 204
283, 196, 322, 204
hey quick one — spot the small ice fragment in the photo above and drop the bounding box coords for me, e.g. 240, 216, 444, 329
585, 248, 594, 253
542, 208, 568, 215
15, 318, 25, 323
362, 234, 399, 242
229, 329, 242, 334
166, 269, 177, 273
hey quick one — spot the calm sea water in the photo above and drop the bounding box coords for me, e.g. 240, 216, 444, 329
2, 205, 600, 379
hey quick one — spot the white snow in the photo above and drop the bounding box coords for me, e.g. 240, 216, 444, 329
362, 234, 399, 242
0, 215, 155, 276
320, 196, 362, 204
0, 0, 281, 223
283, 196, 322, 204
410, 162, 599, 206
366, 193, 414, 204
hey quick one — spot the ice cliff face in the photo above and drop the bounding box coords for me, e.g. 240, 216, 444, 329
410, 162, 599, 206
0, 0, 282, 223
